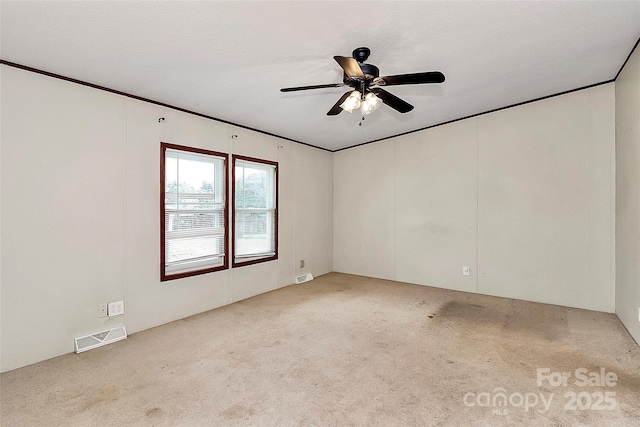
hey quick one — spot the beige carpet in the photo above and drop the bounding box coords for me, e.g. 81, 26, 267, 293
1, 272, 639, 426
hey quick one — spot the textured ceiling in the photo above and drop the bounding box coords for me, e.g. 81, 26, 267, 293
2, 1, 639, 151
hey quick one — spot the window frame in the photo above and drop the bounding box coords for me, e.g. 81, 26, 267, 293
160, 142, 229, 281
232, 155, 279, 268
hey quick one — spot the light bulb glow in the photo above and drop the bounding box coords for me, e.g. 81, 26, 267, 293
340, 91, 361, 113
360, 92, 382, 115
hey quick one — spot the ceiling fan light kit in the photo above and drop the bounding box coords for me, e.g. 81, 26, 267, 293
339, 90, 382, 115
281, 47, 445, 117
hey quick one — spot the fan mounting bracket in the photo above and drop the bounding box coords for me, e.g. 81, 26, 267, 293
352, 47, 371, 63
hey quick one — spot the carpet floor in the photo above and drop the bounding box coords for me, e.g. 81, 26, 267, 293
1, 272, 639, 426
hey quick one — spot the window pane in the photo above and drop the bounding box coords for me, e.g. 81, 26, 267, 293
235, 162, 274, 209
166, 149, 224, 202
179, 156, 215, 194
165, 156, 178, 192
235, 211, 274, 256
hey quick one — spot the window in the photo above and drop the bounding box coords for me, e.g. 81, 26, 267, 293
233, 155, 278, 267
161, 143, 228, 281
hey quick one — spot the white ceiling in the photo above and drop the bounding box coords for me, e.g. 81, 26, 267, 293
2, 1, 639, 151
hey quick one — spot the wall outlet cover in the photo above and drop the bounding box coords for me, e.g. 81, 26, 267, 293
108, 301, 125, 317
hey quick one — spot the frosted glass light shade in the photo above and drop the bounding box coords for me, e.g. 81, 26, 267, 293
360, 92, 382, 115
340, 91, 361, 113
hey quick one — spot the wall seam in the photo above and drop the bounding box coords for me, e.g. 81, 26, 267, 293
394, 140, 398, 281
611, 82, 617, 314
294, 145, 298, 282
123, 97, 128, 330
588, 90, 593, 311
330, 150, 334, 273
476, 118, 480, 294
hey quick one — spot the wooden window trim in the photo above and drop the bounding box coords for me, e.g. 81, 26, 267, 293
161, 142, 229, 281
232, 154, 279, 268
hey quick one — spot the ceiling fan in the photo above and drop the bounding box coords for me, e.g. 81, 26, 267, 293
280, 47, 445, 116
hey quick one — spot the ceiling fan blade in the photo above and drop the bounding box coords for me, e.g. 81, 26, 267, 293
333, 56, 365, 78
280, 83, 345, 92
376, 71, 445, 86
371, 88, 414, 113
327, 91, 353, 116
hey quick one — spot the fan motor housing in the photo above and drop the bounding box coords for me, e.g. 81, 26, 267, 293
343, 63, 379, 87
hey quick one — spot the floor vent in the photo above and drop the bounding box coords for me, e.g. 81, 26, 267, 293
75, 326, 127, 353
296, 273, 314, 284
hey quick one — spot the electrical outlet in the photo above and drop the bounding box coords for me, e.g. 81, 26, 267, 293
300, 260, 305, 269
98, 303, 107, 318
108, 301, 125, 317
463, 266, 470, 276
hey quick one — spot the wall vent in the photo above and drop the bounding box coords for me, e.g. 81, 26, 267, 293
295, 273, 314, 284
75, 326, 127, 353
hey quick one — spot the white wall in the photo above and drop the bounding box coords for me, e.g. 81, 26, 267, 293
0, 66, 333, 372
395, 120, 478, 294
334, 83, 616, 312
2, 67, 127, 373
334, 141, 396, 280
295, 144, 333, 279
616, 46, 640, 345
477, 85, 615, 310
